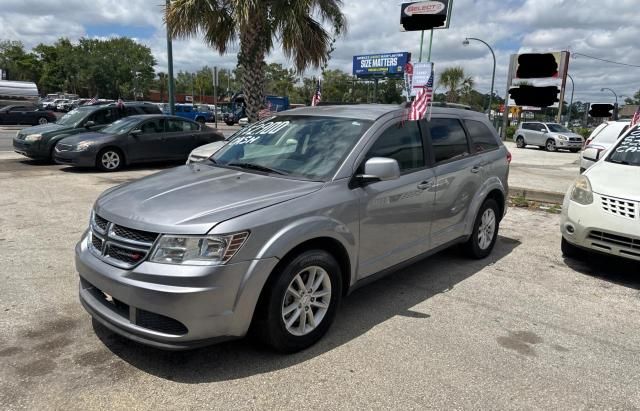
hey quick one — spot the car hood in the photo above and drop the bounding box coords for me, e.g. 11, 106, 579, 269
586, 161, 640, 201
58, 131, 112, 144
95, 165, 324, 235
190, 141, 228, 157
19, 123, 68, 136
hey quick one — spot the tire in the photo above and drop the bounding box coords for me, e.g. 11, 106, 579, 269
570, 148, 580, 153
37, 117, 48, 125
195, 117, 205, 125
561, 237, 582, 259
255, 250, 342, 353
225, 120, 235, 126
463, 198, 500, 259
546, 139, 557, 152
515, 136, 526, 148
96, 148, 124, 172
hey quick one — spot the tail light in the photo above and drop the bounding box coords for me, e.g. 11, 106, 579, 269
506, 151, 512, 164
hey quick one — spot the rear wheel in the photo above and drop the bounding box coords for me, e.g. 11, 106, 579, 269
464, 198, 499, 259
37, 117, 48, 125
255, 250, 342, 353
546, 139, 557, 152
225, 120, 235, 126
570, 148, 580, 153
515, 136, 525, 148
97, 148, 123, 172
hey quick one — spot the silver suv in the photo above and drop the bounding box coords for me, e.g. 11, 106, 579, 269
514, 122, 584, 152
76, 105, 510, 352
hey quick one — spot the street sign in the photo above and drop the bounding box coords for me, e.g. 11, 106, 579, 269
352, 52, 411, 78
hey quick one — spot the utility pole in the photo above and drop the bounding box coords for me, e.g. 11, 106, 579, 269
166, 0, 175, 115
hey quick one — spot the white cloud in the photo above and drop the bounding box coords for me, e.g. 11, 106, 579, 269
0, 0, 638, 103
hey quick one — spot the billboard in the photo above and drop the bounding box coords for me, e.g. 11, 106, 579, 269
352, 52, 411, 78
400, 1, 453, 31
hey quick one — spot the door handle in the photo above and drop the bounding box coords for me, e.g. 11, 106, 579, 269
470, 165, 482, 174
417, 180, 433, 190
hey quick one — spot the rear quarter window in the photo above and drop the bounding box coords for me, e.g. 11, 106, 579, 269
465, 120, 499, 153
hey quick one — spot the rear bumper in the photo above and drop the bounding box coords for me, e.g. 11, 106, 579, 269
75, 233, 278, 349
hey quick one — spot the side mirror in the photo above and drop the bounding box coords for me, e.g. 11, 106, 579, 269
540, 128, 548, 133
582, 147, 600, 162
85, 120, 96, 128
130, 129, 142, 136
356, 157, 401, 184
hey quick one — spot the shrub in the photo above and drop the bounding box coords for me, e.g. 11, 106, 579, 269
505, 125, 517, 140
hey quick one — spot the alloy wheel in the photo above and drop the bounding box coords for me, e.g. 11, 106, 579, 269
477, 208, 496, 250
38, 117, 48, 125
546, 140, 556, 151
281, 265, 332, 336
101, 151, 121, 170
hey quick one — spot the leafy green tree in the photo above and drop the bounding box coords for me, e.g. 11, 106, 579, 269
624, 90, 640, 104
438, 66, 474, 103
165, 0, 346, 122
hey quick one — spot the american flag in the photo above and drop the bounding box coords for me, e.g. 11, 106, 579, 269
311, 79, 321, 106
631, 105, 640, 128
408, 70, 433, 121
258, 101, 274, 120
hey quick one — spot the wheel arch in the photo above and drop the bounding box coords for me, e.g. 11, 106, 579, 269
464, 177, 507, 237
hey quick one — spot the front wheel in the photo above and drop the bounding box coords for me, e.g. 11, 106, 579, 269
570, 148, 580, 153
255, 250, 342, 353
97, 148, 124, 172
546, 139, 557, 152
464, 198, 499, 259
225, 120, 235, 126
37, 117, 48, 125
515, 136, 526, 148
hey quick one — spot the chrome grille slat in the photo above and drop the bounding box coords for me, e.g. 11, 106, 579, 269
90, 213, 158, 268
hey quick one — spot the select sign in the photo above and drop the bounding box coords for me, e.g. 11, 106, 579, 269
400, 0, 452, 31
404, 1, 445, 15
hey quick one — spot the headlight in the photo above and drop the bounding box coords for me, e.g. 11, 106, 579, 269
149, 231, 249, 265
557, 135, 568, 141
24, 134, 42, 142
570, 175, 593, 205
73, 141, 95, 151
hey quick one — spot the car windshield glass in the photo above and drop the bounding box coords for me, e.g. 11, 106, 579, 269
100, 117, 140, 134
607, 126, 640, 166
57, 108, 89, 126
546, 123, 570, 132
212, 115, 373, 180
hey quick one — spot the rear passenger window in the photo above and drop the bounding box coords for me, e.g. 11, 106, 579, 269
429, 118, 469, 163
465, 120, 499, 153
366, 121, 424, 172
141, 106, 161, 114
125, 107, 139, 116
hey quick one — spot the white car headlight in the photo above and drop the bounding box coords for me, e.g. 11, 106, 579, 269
149, 231, 249, 265
73, 141, 95, 151
24, 134, 42, 142
557, 135, 568, 141
570, 175, 593, 205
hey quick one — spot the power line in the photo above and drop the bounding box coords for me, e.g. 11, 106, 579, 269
572, 52, 640, 68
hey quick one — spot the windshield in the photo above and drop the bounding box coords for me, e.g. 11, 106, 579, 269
546, 123, 570, 133
212, 115, 373, 180
607, 126, 640, 166
57, 108, 90, 126
100, 117, 140, 134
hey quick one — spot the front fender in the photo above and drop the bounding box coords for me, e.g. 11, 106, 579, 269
463, 176, 507, 237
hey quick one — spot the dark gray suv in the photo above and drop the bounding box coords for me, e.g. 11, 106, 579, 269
76, 105, 510, 352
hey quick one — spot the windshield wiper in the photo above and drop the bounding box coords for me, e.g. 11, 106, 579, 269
227, 162, 287, 175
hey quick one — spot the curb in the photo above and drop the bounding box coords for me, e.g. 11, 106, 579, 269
509, 187, 565, 204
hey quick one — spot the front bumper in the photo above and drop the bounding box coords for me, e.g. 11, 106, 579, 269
12, 138, 48, 159
54, 148, 97, 167
556, 139, 583, 149
561, 193, 640, 261
75, 234, 279, 349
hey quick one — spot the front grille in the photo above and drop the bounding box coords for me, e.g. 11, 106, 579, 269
588, 230, 640, 251
89, 213, 157, 268
569, 137, 582, 142
56, 143, 73, 151
83, 279, 187, 336
600, 195, 638, 220
136, 309, 188, 335
112, 225, 158, 244
17, 133, 25, 140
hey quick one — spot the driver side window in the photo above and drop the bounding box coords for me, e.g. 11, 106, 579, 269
89, 109, 115, 125
364, 121, 425, 173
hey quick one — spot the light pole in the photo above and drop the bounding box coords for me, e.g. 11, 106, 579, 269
165, 0, 175, 115
463, 37, 496, 116
600, 87, 618, 120
566, 73, 574, 126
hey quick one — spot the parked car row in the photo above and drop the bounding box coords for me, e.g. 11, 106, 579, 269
0, 104, 56, 125
13, 101, 225, 171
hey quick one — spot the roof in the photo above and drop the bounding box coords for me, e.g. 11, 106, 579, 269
283, 104, 486, 121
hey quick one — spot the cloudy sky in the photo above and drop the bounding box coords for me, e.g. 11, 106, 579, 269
1, 0, 639, 104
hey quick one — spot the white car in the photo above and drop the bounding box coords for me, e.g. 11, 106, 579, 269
580, 120, 630, 173
561, 124, 640, 262
186, 140, 228, 164
238, 117, 249, 127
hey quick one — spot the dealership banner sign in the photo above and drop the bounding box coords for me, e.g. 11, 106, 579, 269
400, 1, 453, 31
352, 52, 411, 78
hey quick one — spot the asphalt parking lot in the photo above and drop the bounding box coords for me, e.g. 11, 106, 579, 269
1, 154, 638, 410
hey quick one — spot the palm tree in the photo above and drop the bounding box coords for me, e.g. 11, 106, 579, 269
165, 0, 346, 122
438, 66, 474, 103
